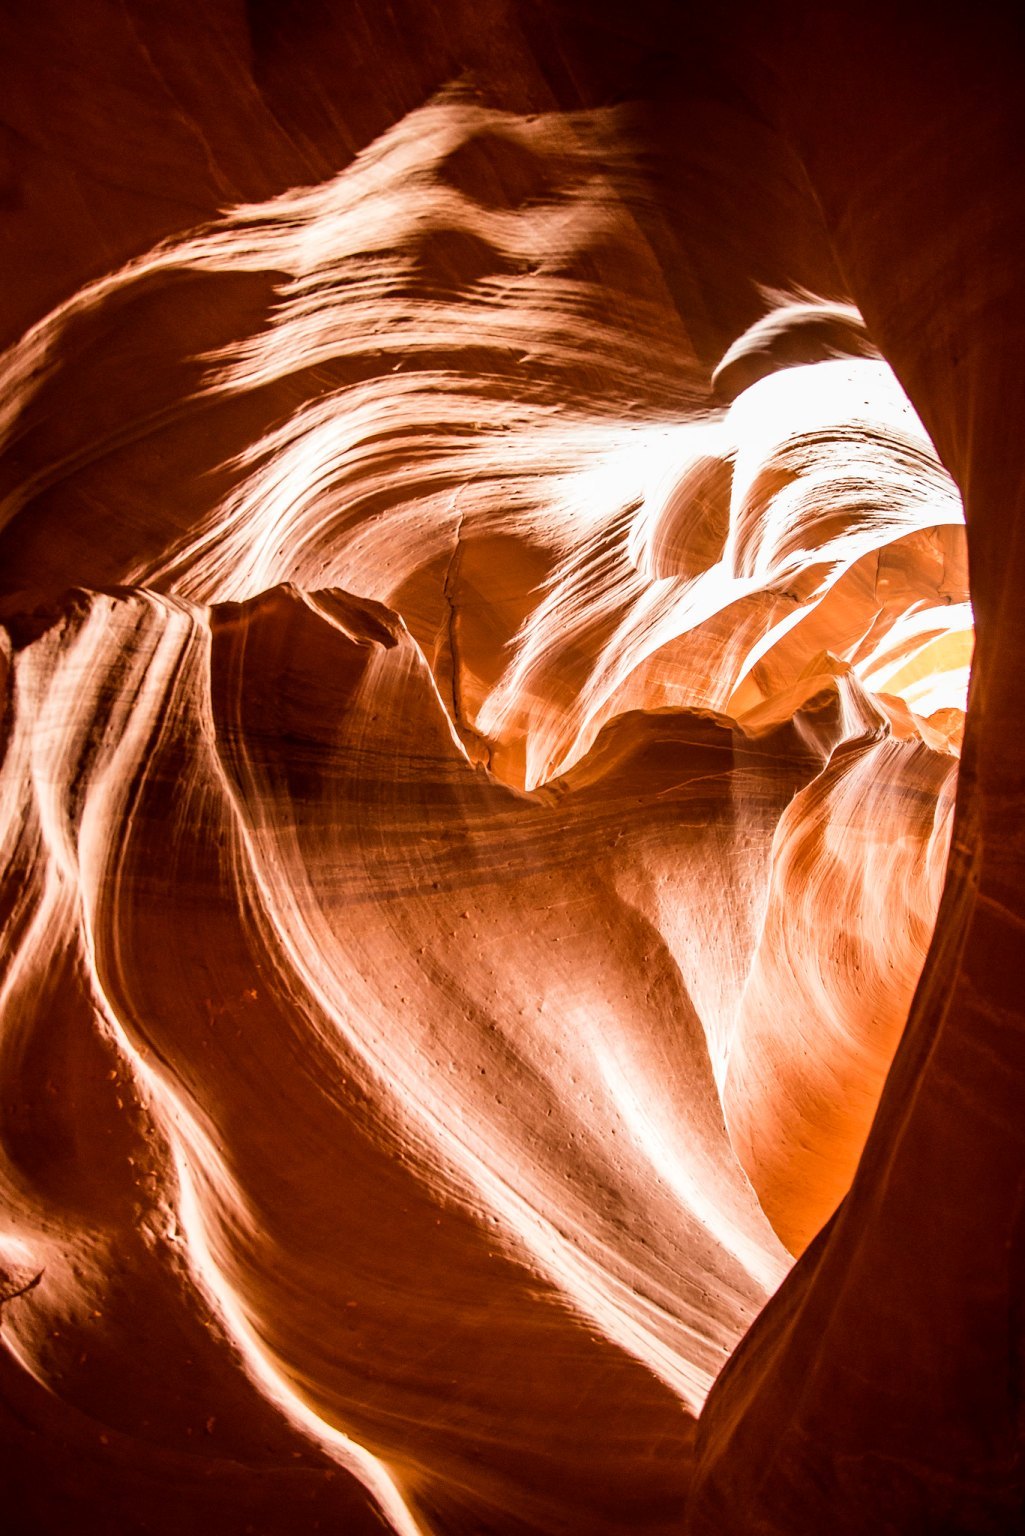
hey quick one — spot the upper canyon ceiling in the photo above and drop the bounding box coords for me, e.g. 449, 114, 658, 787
0, 4, 1022, 1534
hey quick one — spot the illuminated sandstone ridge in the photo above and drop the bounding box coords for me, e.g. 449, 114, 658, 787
0, 6, 1021, 1535
0, 96, 969, 1529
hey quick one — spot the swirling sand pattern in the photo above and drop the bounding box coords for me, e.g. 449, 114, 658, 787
0, 100, 968, 1532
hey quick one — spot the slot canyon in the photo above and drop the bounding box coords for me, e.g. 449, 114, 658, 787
0, 4, 1022, 1532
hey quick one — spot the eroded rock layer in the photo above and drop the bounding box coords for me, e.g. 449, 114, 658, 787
1, 4, 1020, 1534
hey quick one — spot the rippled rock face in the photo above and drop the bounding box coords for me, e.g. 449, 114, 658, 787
1, 5, 1023, 1534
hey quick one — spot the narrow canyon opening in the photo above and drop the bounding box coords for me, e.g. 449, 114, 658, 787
3, 8, 1021, 1536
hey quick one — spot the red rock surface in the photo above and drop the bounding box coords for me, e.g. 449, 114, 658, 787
0, 5, 1020, 1533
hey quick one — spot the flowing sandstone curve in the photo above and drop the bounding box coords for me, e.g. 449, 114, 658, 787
1, 5, 1020, 1534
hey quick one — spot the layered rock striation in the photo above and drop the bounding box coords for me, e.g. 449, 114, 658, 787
0, 4, 1020, 1533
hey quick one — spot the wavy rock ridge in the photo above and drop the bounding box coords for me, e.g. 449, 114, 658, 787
1, 11, 1012, 1533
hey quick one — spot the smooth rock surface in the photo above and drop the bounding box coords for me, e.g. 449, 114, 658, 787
0, 4, 1020, 1533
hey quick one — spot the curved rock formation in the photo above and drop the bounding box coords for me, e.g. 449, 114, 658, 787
0, 4, 1020, 1533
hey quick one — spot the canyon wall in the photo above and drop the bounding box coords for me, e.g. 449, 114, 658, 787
0, 5, 1021, 1533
